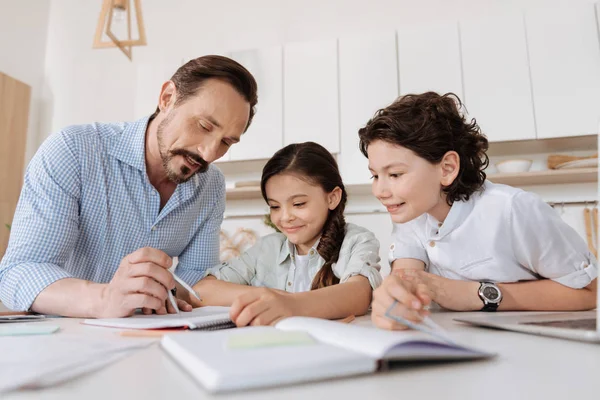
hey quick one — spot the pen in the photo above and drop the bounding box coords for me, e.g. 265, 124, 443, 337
167, 289, 180, 314
171, 270, 202, 302
119, 329, 185, 338
384, 300, 456, 344
336, 315, 356, 324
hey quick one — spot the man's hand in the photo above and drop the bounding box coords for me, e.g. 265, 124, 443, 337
142, 294, 193, 315
229, 288, 299, 327
96, 247, 187, 318
371, 274, 433, 330
397, 269, 480, 311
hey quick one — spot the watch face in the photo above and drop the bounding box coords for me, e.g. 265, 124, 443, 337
483, 286, 499, 301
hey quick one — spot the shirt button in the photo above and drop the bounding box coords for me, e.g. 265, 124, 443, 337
390, 244, 395, 250
287, 282, 292, 286
429, 241, 435, 248
151, 226, 157, 231
309, 250, 315, 256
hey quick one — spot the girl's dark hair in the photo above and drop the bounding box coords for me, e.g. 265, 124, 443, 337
358, 92, 489, 205
150, 55, 258, 131
261, 142, 347, 290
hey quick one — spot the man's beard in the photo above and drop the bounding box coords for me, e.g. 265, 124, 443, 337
157, 115, 209, 184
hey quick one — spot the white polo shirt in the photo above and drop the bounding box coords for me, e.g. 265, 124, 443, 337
389, 181, 597, 289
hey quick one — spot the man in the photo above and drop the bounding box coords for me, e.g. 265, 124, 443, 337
0, 55, 258, 318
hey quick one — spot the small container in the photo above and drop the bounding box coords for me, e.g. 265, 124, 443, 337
495, 159, 533, 174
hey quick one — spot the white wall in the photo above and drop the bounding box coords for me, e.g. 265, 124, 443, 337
0, 0, 50, 165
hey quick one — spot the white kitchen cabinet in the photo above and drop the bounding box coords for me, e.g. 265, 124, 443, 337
227, 46, 283, 161
525, 4, 600, 138
338, 31, 398, 185
460, 13, 536, 142
283, 39, 340, 153
397, 21, 463, 99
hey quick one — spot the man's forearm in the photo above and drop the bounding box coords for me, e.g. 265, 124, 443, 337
31, 278, 106, 317
188, 276, 257, 307
440, 278, 597, 311
290, 276, 372, 319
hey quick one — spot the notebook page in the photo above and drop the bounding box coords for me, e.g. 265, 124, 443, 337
83, 306, 231, 329
275, 317, 457, 358
0, 334, 149, 393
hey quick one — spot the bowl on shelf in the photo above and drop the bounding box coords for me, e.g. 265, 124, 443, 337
495, 159, 533, 174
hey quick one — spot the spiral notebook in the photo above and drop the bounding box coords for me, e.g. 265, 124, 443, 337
83, 306, 235, 330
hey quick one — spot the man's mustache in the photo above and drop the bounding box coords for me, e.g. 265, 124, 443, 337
170, 149, 209, 171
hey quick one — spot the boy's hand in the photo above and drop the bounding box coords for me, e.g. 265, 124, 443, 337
229, 288, 298, 327
398, 269, 480, 311
371, 274, 433, 330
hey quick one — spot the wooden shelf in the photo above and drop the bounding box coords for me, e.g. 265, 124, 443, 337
226, 186, 264, 200
226, 168, 598, 201
486, 167, 597, 186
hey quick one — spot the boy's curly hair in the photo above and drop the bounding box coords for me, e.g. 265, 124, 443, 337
358, 92, 489, 205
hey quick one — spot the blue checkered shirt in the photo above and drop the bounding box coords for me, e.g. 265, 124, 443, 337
0, 117, 226, 310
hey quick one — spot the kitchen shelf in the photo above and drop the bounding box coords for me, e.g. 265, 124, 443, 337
226, 186, 264, 200
226, 168, 598, 200
486, 167, 597, 186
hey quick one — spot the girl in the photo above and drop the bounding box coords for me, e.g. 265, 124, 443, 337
183, 142, 382, 326
358, 92, 597, 331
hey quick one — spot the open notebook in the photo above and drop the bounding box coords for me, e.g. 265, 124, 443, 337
161, 316, 494, 393
83, 306, 235, 330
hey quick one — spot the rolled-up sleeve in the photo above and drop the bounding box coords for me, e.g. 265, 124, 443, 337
336, 228, 383, 290
510, 192, 597, 289
389, 222, 429, 268
0, 133, 81, 310
204, 239, 263, 285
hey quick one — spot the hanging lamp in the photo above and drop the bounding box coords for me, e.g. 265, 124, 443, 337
93, 0, 147, 60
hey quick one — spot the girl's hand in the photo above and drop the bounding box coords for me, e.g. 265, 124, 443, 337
229, 288, 299, 327
398, 269, 480, 311
371, 274, 433, 330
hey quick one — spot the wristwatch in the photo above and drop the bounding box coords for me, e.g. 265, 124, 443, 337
478, 282, 502, 311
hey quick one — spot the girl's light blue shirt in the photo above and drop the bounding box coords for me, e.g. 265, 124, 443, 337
206, 223, 383, 291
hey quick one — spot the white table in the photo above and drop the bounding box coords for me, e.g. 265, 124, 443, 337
3, 308, 599, 400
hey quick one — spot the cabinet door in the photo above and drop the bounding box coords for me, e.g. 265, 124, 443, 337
228, 47, 283, 161
284, 39, 340, 153
0, 73, 30, 256
460, 13, 536, 142
397, 21, 463, 98
525, 4, 600, 138
338, 32, 398, 185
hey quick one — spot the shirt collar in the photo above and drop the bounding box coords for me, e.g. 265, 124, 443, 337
427, 196, 475, 238
277, 237, 321, 264
108, 116, 150, 172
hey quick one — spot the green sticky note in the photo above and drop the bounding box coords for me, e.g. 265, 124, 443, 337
227, 330, 316, 350
0, 324, 59, 336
